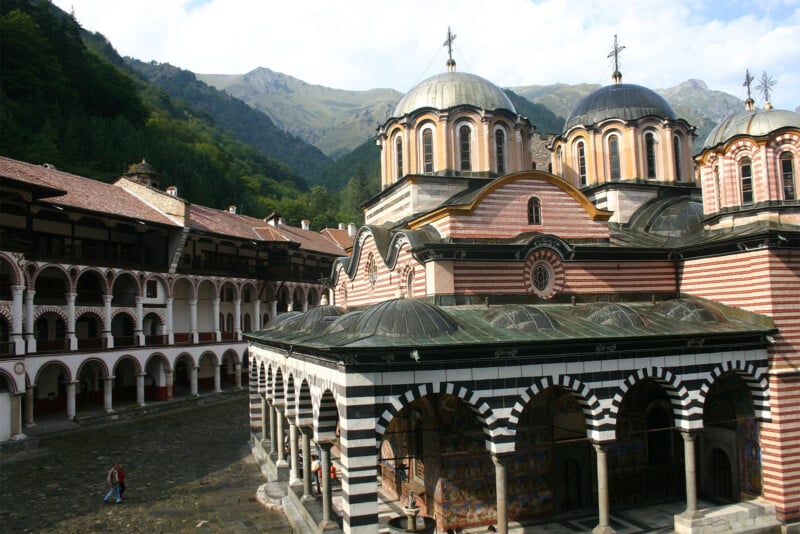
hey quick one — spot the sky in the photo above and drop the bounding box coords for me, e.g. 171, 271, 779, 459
53, 0, 800, 111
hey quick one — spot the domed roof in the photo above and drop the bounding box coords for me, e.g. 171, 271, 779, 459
574, 302, 646, 328
393, 71, 515, 117
350, 298, 458, 338
703, 108, 800, 149
654, 298, 724, 324
481, 305, 558, 332
565, 83, 677, 131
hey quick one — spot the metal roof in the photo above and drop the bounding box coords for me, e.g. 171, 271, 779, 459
703, 108, 800, 149
565, 83, 677, 131
393, 71, 515, 117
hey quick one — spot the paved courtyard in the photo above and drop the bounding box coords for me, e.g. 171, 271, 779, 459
0, 394, 292, 533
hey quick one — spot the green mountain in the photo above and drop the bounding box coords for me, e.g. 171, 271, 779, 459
0, 0, 315, 220
198, 68, 402, 158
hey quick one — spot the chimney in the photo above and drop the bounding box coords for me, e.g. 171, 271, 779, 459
301, 219, 310, 231
228, 205, 237, 214
267, 218, 276, 226
338, 223, 345, 230
166, 186, 178, 197
347, 223, 357, 237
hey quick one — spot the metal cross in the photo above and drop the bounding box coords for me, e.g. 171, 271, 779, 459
743, 69, 755, 100
756, 70, 776, 103
443, 26, 457, 61
607, 34, 626, 73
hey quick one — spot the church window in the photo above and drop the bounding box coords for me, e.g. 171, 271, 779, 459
495, 129, 506, 174
406, 269, 414, 298
527, 197, 542, 225
422, 129, 434, 173
740, 157, 753, 205
576, 140, 587, 186
532, 261, 553, 293
645, 131, 657, 179
459, 125, 471, 171
781, 152, 795, 200
395, 135, 403, 179
673, 134, 683, 181
608, 135, 621, 181
556, 146, 563, 176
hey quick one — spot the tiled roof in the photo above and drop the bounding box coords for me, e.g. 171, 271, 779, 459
189, 204, 268, 240
271, 223, 348, 256
320, 228, 354, 251
0, 156, 177, 226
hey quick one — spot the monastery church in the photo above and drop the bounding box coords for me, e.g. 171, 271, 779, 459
246, 34, 800, 534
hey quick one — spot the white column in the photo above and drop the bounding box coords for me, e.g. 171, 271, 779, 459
301, 427, 313, 499
11, 286, 25, 355
289, 423, 301, 485
213, 365, 221, 393
190, 299, 198, 344
165, 297, 174, 344
136, 373, 146, 406
25, 290, 36, 353
66, 380, 77, 419
103, 376, 114, 413
592, 443, 615, 534
234, 298, 242, 340
66, 292, 77, 350
276, 410, 287, 466
261, 396, 269, 441
213, 297, 221, 341
134, 296, 144, 345
253, 300, 261, 330
190, 366, 198, 396
102, 294, 113, 348
270, 300, 278, 320
25, 384, 35, 426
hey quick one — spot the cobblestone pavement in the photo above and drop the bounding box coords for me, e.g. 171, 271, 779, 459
0, 394, 292, 534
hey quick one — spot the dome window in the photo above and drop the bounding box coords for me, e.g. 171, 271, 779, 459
781, 152, 796, 200
576, 140, 587, 186
422, 129, 434, 173
645, 131, 657, 179
459, 125, 472, 171
740, 157, 753, 205
527, 197, 542, 225
495, 128, 506, 174
608, 134, 621, 181
673, 133, 683, 182
395, 135, 404, 180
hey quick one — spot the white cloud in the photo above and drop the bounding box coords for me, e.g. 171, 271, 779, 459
56, 0, 800, 111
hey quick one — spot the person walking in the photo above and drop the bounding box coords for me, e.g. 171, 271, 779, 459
103, 463, 122, 504
310, 455, 320, 495
117, 465, 126, 500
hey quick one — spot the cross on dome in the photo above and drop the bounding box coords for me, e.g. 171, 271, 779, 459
443, 26, 457, 72
608, 34, 626, 84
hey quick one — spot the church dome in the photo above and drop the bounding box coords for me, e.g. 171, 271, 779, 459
703, 108, 800, 149
565, 83, 677, 131
393, 71, 515, 117
350, 298, 458, 338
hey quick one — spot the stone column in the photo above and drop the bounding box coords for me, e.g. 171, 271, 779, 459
102, 294, 113, 348
592, 443, 615, 534
213, 364, 221, 393
136, 373, 146, 406
25, 290, 36, 353
234, 298, 242, 340
681, 432, 699, 516
165, 297, 174, 344
289, 423, 301, 485
276, 409, 287, 466
190, 367, 198, 396
301, 427, 313, 499
24, 384, 35, 426
165, 370, 174, 400
11, 286, 25, 355
234, 362, 242, 389
66, 380, 77, 419
269, 300, 278, 321
66, 292, 77, 350
493, 454, 510, 534
269, 403, 278, 453
134, 296, 144, 345
213, 297, 221, 341
103, 376, 114, 413
318, 441, 337, 530
190, 298, 198, 344
253, 300, 261, 330
260, 396, 269, 442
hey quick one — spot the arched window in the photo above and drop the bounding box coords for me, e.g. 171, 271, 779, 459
608, 134, 621, 181
459, 125, 471, 171
645, 131, 657, 179
781, 152, 795, 200
422, 129, 433, 173
673, 134, 683, 181
495, 128, 506, 174
576, 140, 587, 186
395, 135, 403, 179
740, 157, 753, 205
406, 270, 414, 298
527, 197, 542, 225
556, 146, 563, 176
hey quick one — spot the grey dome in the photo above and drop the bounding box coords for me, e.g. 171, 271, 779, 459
393, 71, 515, 117
481, 305, 558, 332
575, 303, 646, 328
654, 298, 724, 324
350, 299, 458, 338
565, 83, 676, 131
703, 108, 800, 149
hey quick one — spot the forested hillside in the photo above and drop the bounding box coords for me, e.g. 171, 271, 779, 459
0, 0, 369, 228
